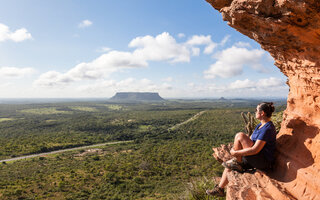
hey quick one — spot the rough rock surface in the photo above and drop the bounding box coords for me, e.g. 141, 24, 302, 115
206, 0, 320, 199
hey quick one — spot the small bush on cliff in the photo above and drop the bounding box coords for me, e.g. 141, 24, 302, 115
181, 176, 225, 200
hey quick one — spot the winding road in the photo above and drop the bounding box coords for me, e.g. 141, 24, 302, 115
1, 111, 206, 163
0, 141, 132, 163
168, 110, 207, 131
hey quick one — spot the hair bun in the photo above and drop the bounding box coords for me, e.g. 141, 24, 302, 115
258, 102, 275, 117
268, 102, 275, 113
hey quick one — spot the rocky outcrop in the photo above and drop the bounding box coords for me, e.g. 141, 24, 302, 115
212, 144, 297, 199
206, 0, 320, 199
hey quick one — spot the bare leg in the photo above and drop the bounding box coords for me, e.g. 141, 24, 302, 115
218, 168, 230, 188
233, 132, 254, 162
211, 132, 253, 192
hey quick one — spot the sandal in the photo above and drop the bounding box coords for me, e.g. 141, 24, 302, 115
222, 158, 243, 172
206, 185, 225, 197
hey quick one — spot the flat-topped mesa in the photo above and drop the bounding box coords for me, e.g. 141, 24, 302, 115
109, 92, 164, 102
206, 0, 320, 199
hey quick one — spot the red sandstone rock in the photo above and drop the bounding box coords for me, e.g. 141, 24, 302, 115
206, 0, 320, 199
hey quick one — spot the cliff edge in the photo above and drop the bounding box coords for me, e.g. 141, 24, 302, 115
206, 0, 320, 199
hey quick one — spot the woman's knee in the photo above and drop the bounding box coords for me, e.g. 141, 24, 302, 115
235, 132, 246, 140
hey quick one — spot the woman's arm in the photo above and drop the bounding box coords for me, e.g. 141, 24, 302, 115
230, 140, 266, 157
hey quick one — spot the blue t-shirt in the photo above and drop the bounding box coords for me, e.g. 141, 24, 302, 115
251, 121, 277, 162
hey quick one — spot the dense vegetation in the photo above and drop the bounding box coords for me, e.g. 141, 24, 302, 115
0, 99, 286, 199
0, 102, 200, 159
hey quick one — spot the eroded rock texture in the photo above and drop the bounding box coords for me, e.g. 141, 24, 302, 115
206, 0, 320, 199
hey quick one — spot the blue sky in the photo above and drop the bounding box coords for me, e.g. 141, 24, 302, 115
0, 0, 288, 98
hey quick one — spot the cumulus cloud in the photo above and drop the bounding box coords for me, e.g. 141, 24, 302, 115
33, 71, 73, 87
76, 80, 116, 93
229, 79, 255, 89
115, 78, 158, 91
227, 77, 286, 91
204, 46, 266, 79
189, 82, 226, 93
0, 23, 32, 42
257, 77, 286, 88
34, 51, 147, 87
178, 33, 185, 38
0, 67, 36, 78
129, 32, 190, 63
187, 77, 288, 98
34, 32, 240, 88
78, 20, 92, 28
77, 78, 172, 96
185, 35, 217, 54
35, 32, 193, 87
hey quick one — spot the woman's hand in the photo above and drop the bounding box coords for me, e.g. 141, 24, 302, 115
230, 148, 237, 156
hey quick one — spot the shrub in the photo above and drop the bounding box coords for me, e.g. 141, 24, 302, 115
181, 177, 224, 200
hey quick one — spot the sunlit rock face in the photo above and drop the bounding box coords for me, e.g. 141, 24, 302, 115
206, 0, 320, 199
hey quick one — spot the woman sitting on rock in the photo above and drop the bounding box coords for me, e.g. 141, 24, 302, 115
206, 102, 277, 197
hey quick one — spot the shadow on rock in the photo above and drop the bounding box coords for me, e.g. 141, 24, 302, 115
268, 118, 318, 182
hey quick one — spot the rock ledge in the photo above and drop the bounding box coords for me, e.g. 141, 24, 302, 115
206, 0, 320, 199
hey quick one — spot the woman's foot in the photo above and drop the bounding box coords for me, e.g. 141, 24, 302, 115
206, 185, 225, 197
222, 158, 243, 172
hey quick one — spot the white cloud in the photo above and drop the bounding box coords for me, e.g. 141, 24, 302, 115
0, 67, 35, 78
67, 51, 147, 79
186, 77, 288, 98
178, 33, 185, 38
76, 80, 116, 93
31, 76, 287, 98
257, 77, 286, 88
189, 82, 226, 93
0, 82, 14, 88
33, 71, 73, 87
161, 83, 172, 90
186, 35, 212, 46
204, 44, 217, 54
191, 47, 200, 56
163, 77, 173, 82
78, 20, 93, 28
234, 41, 251, 48
229, 79, 255, 89
185, 35, 217, 54
34, 32, 222, 88
226, 77, 286, 91
97, 46, 112, 53
204, 46, 266, 79
219, 35, 230, 46
77, 78, 172, 97
115, 78, 157, 91
129, 32, 190, 63
34, 51, 147, 87
0, 23, 32, 42
35, 32, 193, 88
34, 32, 275, 93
